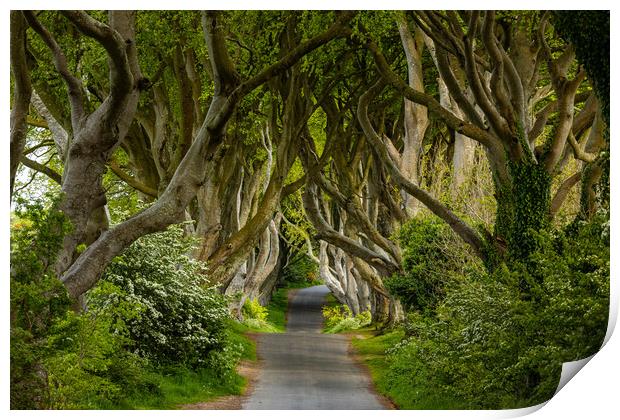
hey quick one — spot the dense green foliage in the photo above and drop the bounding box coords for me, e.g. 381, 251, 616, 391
241, 298, 280, 332
373, 216, 609, 409
243, 298, 269, 322
10, 200, 250, 409
279, 254, 320, 286
386, 219, 454, 313
10, 198, 72, 408
385, 217, 480, 314
322, 303, 371, 334
10, 200, 147, 408
553, 11, 609, 123
96, 226, 235, 371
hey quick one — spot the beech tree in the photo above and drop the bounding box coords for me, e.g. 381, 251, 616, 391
12, 10, 353, 299
10, 10, 610, 410
10, 10, 607, 321
361, 11, 605, 267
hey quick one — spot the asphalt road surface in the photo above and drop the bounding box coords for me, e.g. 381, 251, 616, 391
242, 285, 385, 410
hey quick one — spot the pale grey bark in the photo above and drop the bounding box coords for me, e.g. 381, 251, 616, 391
258, 246, 284, 306
244, 217, 281, 301
224, 129, 280, 309
31, 91, 68, 162
423, 34, 479, 196
397, 17, 428, 216
59, 11, 353, 298
195, 175, 224, 261
452, 133, 477, 193
303, 182, 400, 276
10, 11, 32, 199
344, 255, 360, 315
319, 241, 346, 303
585, 111, 605, 154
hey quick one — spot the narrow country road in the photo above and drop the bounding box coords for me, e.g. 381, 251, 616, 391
242, 285, 385, 410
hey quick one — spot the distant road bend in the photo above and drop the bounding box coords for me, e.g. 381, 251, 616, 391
242, 285, 385, 410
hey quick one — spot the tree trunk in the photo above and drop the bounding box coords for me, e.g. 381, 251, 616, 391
397, 18, 428, 216
493, 161, 552, 266
9, 11, 32, 199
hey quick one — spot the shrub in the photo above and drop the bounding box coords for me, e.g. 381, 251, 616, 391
385, 217, 477, 314
10, 199, 144, 409
10, 198, 72, 408
44, 302, 143, 409
279, 254, 321, 286
95, 225, 238, 372
242, 298, 268, 321
387, 216, 609, 408
11, 202, 243, 408
326, 317, 361, 334
322, 304, 352, 329
241, 298, 280, 332
323, 304, 372, 333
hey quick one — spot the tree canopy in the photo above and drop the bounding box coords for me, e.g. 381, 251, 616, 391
10, 10, 610, 409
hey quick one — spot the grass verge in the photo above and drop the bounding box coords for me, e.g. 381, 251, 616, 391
264, 287, 288, 332
96, 320, 256, 409
106, 365, 247, 409
352, 327, 462, 409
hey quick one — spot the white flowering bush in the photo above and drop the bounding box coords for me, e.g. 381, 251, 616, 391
92, 225, 236, 372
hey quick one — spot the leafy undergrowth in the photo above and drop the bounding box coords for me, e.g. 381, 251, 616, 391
352, 327, 462, 410
322, 294, 371, 333
227, 320, 258, 361
97, 320, 256, 409
264, 288, 288, 332
99, 365, 245, 409
10, 204, 257, 410
241, 298, 281, 333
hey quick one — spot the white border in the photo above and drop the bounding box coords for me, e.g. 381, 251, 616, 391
2, 2, 617, 419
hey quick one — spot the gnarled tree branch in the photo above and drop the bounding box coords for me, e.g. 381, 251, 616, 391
357, 78, 486, 259
10, 11, 32, 199
20, 155, 62, 185
108, 159, 158, 198
22, 11, 85, 132
550, 171, 582, 218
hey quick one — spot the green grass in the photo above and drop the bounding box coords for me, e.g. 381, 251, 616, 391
95, 320, 256, 409
264, 287, 288, 331
227, 319, 258, 360
102, 365, 247, 409
352, 327, 462, 409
